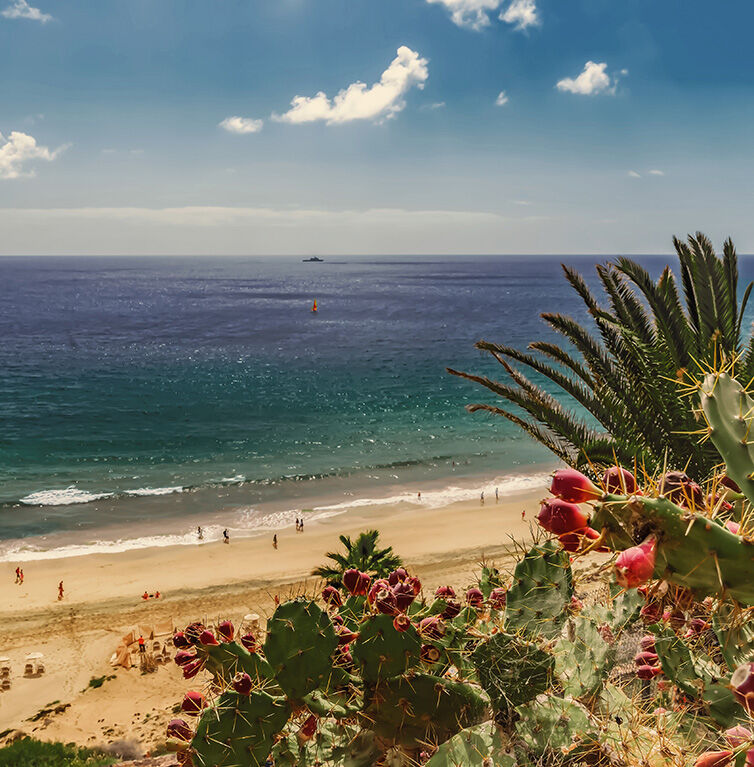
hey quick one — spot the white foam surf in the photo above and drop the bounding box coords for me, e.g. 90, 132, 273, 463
18, 487, 115, 506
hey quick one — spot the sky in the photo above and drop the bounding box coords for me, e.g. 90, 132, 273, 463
1, 0, 753, 256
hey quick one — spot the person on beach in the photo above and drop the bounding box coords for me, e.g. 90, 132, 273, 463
418, 491, 421, 501
495, 487, 499, 504
15, 567, 19, 584
155, 590, 161, 599
521, 508, 526, 520
480, 491, 484, 506
58, 581, 64, 601
197, 526, 203, 540
273, 534, 278, 550
223, 529, 230, 544
299, 519, 304, 532
295, 518, 300, 532
138, 635, 145, 654
18, 568, 23, 585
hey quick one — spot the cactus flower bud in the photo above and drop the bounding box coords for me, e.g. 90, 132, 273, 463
420, 644, 441, 664
198, 629, 219, 646
167, 718, 193, 742
614, 536, 656, 588
393, 614, 411, 632
181, 691, 206, 716
217, 620, 234, 643
387, 568, 408, 586
726, 521, 741, 535
489, 587, 507, 610
466, 588, 484, 608
636, 664, 662, 680
694, 752, 733, 767
550, 469, 601, 503
418, 616, 446, 640
538, 499, 590, 536
321, 585, 343, 607
602, 466, 637, 495
232, 672, 253, 696
435, 585, 456, 599
732, 663, 754, 713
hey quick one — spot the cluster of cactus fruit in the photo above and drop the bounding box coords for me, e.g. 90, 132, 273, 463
167, 367, 754, 765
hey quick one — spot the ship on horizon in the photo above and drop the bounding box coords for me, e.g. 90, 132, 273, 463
302, 256, 324, 262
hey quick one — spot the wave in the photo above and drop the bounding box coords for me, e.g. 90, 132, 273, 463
18, 487, 115, 506
124, 486, 184, 497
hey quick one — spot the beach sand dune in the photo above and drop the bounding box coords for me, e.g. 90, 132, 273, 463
0, 486, 544, 751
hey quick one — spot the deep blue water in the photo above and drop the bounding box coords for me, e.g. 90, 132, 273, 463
0, 253, 691, 545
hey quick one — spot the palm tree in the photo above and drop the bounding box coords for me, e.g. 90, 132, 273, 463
448, 233, 754, 480
312, 529, 403, 584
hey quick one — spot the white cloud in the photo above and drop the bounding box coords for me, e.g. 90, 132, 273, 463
500, 0, 539, 31
649, 169, 664, 176
273, 46, 428, 125
495, 91, 509, 106
425, 0, 502, 30
219, 116, 264, 134
428, 101, 446, 110
0, 131, 65, 179
628, 170, 641, 178
556, 61, 620, 96
1, 0, 52, 22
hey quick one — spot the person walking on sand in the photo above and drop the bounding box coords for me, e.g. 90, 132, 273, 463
521, 508, 526, 520
19, 568, 24, 585
138, 635, 145, 655
418, 491, 421, 501
480, 491, 485, 506
223, 528, 230, 544
495, 487, 499, 504
299, 519, 304, 532
273, 534, 278, 550
197, 526, 203, 540
14, 567, 20, 584
58, 581, 64, 601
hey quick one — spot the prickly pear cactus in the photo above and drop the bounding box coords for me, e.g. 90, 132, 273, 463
352, 613, 421, 682
554, 616, 614, 699
514, 695, 591, 758
425, 721, 515, 767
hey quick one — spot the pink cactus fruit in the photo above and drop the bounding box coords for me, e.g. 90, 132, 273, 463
597, 624, 615, 644
558, 531, 582, 553
336, 625, 359, 646
232, 672, 253, 695
663, 608, 686, 631
172, 632, 191, 649
407, 576, 421, 595
392, 614, 411, 632
174, 650, 197, 667
659, 471, 705, 509
334, 644, 353, 665
435, 585, 456, 599
489, 587, 507, 610
393, 581, 416, 612
198, 629, 219, 646
568, 596, 584, 613
343, 568, 370, 596
538, 499, 590, 536
466, 588, 484, 608
639, 635, 656, 653
693, 752, 733, 767
184, 622, 206, 645
240, 633, 257, 652
549, 468, 601, 503
181, 658, 205, 680
217, 620, 234, 643
322, 585, 343, 607
441, 599, 461, 620
167, 718, 193, 742
603, 466, 637, 495
726, 520, 741, 535
299, 714, 317, 741
636, 664, 662, 680
388, 568, 408, 586
374, 587, 398, 615
685, 618, 710, 638
634, 651, 659, 667
181, 691, 206, 716
614, 535, 657, 588
731, 663, 754, 714
420, 644, 441, 664
640, 601, 662, 625
724, 725, 752, 748
367, 579, 391, 604
418, 616, 446, 640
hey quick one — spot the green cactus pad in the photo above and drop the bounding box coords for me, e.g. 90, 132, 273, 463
351, 614, 421, 683
425, 721, 515, 767
503, 541, 574, 639
263, 599, 338, 700
204, 641, 276, 687
471, 632, 554, 716
191, 690, 290, 767
554, 617, 614, 699
514, 695, 591, 757
364, 672, 490, 747
272, 721, 379, 767
713, 604, 754, 669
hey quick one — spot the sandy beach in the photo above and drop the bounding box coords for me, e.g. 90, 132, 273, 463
0, 484, 545, 753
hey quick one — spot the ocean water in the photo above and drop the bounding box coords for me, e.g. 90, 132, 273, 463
0, 254, 673, 559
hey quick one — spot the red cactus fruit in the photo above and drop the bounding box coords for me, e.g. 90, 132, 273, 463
748, 751, 754, 767
334, 645, 353, 665
322, 585, 343, 607
634, 651, 659, 667
232, 671, 253, 696
685, 618, 710, 637
466, 588, 484, 608
299, 714, 317, 740
393, 614, 411, 632
343, 568, 369, 595
538, 499, 590, 536
726, 521, 741, 535
731, 663, 754, 713
181, 691, 206, 716
603, 466, 637, 495
549, 469, 601, 503
639, 635, 656, 653
489, 587, 507, 610
336, 625, 359, 645
663, 608, 686, 631
176, 751, 194, 767
640, 601, 662, 625
198, 629, 219, 646
636, 664, 662, 680
614, 535, 657, 588
721, 476, 742, 493
240, 633, 257, 652
182, 658, 205, 680
407, 576, 422, 595
374, 588, 398, 615
330, 614, 343, 626
393, 582, 416, 612
694, 752, 733, 767
558, 531, 582, 553
367, 579, 391, 604
659, 471, 705, 509
435, 585, 456, 599
420, 644, 441, 664
724, 725, 752, 747
217, 620, 234, 643
174, 650, 197, 667
388, 568, 408, 586
597, 624, 615, 644
167, 718, 193, 742
418, 616, 446, 640
441, 599, 461, 620
568, 596, 584, 613
172, 632, 191, 649
184, 622, 206, 645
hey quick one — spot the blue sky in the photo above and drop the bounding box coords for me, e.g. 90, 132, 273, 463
1, 0, 753, 255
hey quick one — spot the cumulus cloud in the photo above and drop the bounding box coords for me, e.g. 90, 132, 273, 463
556, 61, 620, 96
219, 116, 264, 134
425, 0, 502, 30
500, 0, 539, 31
0, 131, 65, 179
495, 91, 509, 106
273, 46, 428, 125
1, 0, 52, 22
649, 169, 665, 176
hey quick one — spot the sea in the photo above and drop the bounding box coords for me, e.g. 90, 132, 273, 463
0, 254, 675, 561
